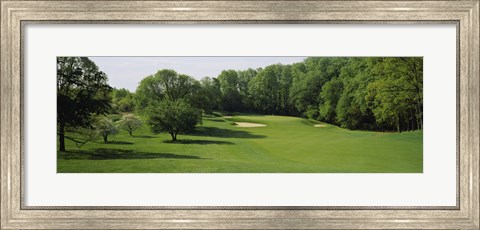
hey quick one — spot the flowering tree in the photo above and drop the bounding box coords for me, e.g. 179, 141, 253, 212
94, 116, 118, 143
118, 114, 142, 136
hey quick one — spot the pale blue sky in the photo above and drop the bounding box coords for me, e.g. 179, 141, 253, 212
89, 57, 306, 92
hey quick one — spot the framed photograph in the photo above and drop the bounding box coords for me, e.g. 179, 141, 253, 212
1, 0, 478, 229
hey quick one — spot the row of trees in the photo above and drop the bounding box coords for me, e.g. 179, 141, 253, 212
64, 113, 143, 149
133, 57, 423, 133
95, 114, 143, 142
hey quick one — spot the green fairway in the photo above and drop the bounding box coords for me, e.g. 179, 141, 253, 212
57, 114, 423, 173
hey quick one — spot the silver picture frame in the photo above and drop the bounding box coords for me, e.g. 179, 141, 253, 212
1, 1, 478, 229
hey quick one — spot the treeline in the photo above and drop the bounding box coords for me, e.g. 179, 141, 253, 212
122, 57, 422, 132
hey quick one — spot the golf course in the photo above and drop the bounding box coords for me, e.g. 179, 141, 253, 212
57, 113, 423, 173
57, 57, 423, 173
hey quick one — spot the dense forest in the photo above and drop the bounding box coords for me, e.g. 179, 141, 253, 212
124, 57, 422, 132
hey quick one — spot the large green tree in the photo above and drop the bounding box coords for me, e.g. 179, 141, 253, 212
135, 69, 199, 113
134, 75, 164, 112
57, 57, 112, 151
146, 100, 201, 141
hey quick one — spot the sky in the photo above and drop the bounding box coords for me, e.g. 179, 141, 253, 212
89, 57, 306, 92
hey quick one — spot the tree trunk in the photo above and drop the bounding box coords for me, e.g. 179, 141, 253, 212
415, 96, 423, 130
59, 123, 66, 151
396, 114, 401, 133
411, 109, 415, 131
129, 131, 132, 136
103, 134, 108, 143
170, 132, 177, 141
418, 102, 423, 130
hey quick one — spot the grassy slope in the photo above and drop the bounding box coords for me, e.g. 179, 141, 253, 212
57, 114, 423, 173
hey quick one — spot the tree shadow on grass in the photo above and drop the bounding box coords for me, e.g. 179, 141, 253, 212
191, 127, 266, 139
132, 135, 155, 138
59, 148, 203, 160
104, 141, 134, 145
206, 118, 226, 122
163, 139, 234, 145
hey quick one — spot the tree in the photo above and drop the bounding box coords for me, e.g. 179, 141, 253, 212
382, 57, 423, 130
218, 70, 242, 111
289, 58, 337, 117
318, 77, 343, 123
367, 79, 410, 132
111, 88, 135, 112
57, 57, 112, 151
134, 75, 164, 112
334, 57, 378, 130
117, 114, 143, 136
248, 65, 281, 114
366, 57, 422, 132
335, 91, 362, 129
279, 65, 294, 115
134, 69, 199, 113
288, 62, 307, 116
237, 68, 257, 112
93, 116, 118, 143
197, 77, 222, 114
63, 126, 99, 149
135, 69, 203, 141
146, 100, 201, 141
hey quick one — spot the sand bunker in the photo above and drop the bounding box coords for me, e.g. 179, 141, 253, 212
314, 124, 328, 127
235, 122, 266, 127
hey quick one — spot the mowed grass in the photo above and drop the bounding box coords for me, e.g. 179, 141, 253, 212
57, 114, 423, 173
